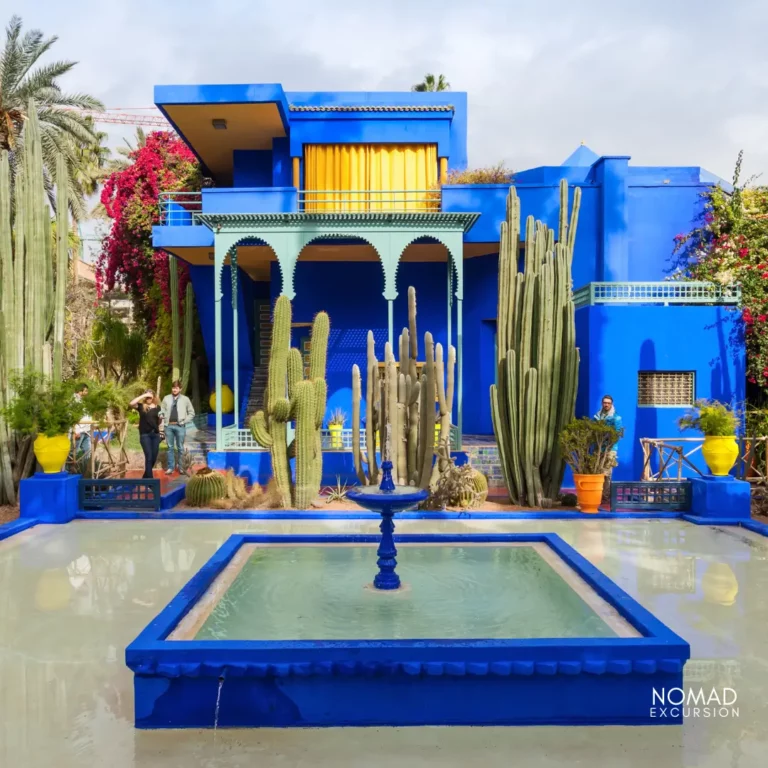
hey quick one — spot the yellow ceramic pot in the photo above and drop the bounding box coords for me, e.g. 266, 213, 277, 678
209, 384, 234, 414
702, 435, 738, 476
702, 562, 738, 606
329, 423, 343, 449
33, 434, 71, 474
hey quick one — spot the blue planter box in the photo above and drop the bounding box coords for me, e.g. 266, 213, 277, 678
126, 533, 689, 728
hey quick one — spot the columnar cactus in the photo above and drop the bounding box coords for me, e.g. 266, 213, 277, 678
352, 286, 454, 490
491, 179, 581, 506
0, 101, 70, 503
249, 296, 328, 508
169, 256, 194, 391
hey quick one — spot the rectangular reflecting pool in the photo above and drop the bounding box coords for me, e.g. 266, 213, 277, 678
173, 543, 635, 641
127, 533, 689, 728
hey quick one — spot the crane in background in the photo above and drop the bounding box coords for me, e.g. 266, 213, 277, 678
65, 107, 173, 130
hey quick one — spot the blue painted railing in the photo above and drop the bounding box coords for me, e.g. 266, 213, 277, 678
573, 281, 741, 307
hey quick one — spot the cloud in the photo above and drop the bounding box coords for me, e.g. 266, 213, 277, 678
16, 0, 768, 181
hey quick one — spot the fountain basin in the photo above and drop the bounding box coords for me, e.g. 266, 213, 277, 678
126, 533, 689, 728
345, 484, 428, 515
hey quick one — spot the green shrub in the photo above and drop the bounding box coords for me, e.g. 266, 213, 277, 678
559, 492, 578, 507
3, 370, 84, 437
678, 400, 739, 436
559, 417, 622, 474
442, 162, 513, 185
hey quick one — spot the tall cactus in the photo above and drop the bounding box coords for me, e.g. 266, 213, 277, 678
491, 179, 581, 506
52, 155, 69, 382
169, 255, 194, 391
352, 286, 453, 490
1, 100, 70, 502
249, 296, 329, 508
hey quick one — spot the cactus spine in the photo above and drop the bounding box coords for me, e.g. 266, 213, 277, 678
491, 180, 581, 506
351, 287, 453, 490
249, 296, 329, 508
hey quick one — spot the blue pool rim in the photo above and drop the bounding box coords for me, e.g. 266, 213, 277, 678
126, 532, 690, 672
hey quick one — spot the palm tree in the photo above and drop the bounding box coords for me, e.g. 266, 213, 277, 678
411, 74, 450, 92
0, 15, 105, 219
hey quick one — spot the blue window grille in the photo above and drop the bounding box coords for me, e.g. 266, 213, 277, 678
79, 479, 161, 511
610, 481, 691, 512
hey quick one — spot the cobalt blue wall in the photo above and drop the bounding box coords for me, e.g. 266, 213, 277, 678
189, 265, 254, 419
286, 91, 468, 170
576, 305, 745, 480
233, 150, 272, 187
442, 184, 600, 289
627, 183, 708, 280
463, 254, 499, 435
273, 260, 454, 426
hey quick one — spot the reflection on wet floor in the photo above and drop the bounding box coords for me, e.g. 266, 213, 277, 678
1, 518, 767, 767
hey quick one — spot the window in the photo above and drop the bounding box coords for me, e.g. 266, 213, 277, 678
637, 371, 695, 407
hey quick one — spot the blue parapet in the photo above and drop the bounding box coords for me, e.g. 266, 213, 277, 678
690, 475, 751, 519
19, 472, 80, 523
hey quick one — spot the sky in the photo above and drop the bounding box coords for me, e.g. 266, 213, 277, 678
5, 0, 768, 247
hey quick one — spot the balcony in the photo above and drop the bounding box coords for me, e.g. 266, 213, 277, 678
158, 188, 442, 224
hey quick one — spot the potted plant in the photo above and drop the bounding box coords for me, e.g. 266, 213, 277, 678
3, 371, 85, 474
327, 408, 347, 449
678, 399, 739, 476
559, 417, 622, 513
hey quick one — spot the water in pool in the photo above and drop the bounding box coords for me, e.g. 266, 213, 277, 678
194, 545, 620, 641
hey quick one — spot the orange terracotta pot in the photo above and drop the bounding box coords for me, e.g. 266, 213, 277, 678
573, 473, 606, 514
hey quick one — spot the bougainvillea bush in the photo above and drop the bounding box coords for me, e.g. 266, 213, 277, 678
97, 131, 201, 325
671, 152, 768, 395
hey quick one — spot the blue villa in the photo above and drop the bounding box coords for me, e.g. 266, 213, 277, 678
152, 83, 744, 485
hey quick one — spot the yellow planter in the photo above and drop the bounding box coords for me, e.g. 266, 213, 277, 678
329, 424, 343, 449
702, 435, 738, 476
209, 384, 234, 414
702, 562, 738, 606
33, 434, 71, 474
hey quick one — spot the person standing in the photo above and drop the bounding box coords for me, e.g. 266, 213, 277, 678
593, 394, 623, 503
161, 380, 196, 476
130, 390, 162, 479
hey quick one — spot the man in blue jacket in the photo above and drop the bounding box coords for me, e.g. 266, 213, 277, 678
593, 395, 622, 503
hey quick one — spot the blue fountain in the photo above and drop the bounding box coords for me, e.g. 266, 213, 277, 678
346, 460, 427, 590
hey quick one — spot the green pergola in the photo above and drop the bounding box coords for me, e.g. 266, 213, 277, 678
198, 211, 479, 451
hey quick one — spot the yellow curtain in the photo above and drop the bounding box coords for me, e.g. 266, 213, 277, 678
303, 144, 438, 212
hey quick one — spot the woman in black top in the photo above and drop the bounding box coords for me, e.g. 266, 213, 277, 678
130, 390, 163, 479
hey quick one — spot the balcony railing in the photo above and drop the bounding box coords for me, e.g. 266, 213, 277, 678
158, 189, 444, 224
298, 189, 441, 213
221, 424, 460, 451
159, 191, 202, 225
573, 281, 741, 308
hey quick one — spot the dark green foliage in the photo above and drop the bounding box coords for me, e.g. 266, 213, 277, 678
678, 400, 739, 437
559, 418, 622, 475
3, 369, 84, 436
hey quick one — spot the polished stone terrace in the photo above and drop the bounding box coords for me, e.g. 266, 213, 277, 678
1, 517, 766, 767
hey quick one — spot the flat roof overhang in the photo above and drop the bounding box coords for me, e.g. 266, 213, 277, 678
154, 84, 291, 184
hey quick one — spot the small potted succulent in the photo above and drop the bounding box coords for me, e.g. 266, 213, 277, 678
3, 371, 85, 474
678, 399, 739, 476
327, 408, 347, 449
559, 417, 623, 513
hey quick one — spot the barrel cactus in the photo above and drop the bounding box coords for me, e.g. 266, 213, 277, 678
491, 179, 581, 507
458, 469, 488, 508
186, 468, 226, 507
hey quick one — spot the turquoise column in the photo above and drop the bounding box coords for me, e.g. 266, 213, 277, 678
446, 254, 453, 354
231, 250, 240, 429
214, 233, 238, 450
447, 233, 464, 446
